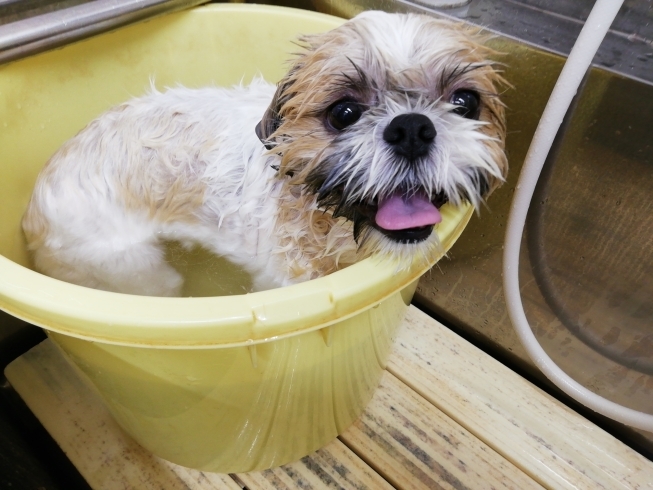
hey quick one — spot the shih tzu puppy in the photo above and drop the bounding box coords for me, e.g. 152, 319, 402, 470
22, 11, 507, 296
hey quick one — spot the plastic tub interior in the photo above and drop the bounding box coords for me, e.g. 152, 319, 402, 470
0, 4, 473, 472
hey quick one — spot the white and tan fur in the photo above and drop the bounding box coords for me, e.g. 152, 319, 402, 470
22, 11, 507, 296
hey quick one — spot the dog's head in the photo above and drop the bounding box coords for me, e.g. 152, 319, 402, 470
257, 11, 507, 260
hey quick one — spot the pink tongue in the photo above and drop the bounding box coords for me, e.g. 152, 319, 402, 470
375, 192, 442, 231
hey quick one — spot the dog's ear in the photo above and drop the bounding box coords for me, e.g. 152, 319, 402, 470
255, 69, 297, 151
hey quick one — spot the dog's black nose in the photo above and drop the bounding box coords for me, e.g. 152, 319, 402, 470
383, 113, 436, 160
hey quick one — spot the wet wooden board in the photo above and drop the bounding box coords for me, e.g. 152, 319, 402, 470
340, 372, 541, 490
387, 307, 653, 490
234, 439, 393, 490
5, 306, 652, 489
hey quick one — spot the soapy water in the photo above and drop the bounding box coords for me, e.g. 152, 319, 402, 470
164, 241, 254, 297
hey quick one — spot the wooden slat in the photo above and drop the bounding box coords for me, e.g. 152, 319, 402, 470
236, 439, 393, 490
387, 307, 653, 490
4, 339, 240, 490
7, 306, 653, 490
340, 371, 541, 490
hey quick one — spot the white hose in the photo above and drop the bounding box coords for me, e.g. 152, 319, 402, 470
503, 0, 653, 431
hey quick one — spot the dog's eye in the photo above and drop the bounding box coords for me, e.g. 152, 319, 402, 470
327, 100, 363, 130
450, 90, 480, 119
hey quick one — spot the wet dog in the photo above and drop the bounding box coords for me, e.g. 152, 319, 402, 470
22, 11, 507, 296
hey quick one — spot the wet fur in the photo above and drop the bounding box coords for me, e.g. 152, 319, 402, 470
22, 11, 507, 296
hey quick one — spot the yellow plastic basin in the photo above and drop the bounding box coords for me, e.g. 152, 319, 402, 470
0, 4, 473, 472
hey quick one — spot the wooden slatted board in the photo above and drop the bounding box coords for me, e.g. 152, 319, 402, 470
5, 306, 653, 489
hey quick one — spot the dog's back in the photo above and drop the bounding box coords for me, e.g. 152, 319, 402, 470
23, 81, 281, 296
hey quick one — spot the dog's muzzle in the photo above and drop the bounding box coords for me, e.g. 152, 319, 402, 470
306, 113, 451, 245
361, 113, 441, 243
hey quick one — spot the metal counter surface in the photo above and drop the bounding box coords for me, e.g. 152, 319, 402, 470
312, 0, 653, 452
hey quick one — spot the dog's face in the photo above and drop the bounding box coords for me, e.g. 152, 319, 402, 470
257, 11, 507, 261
